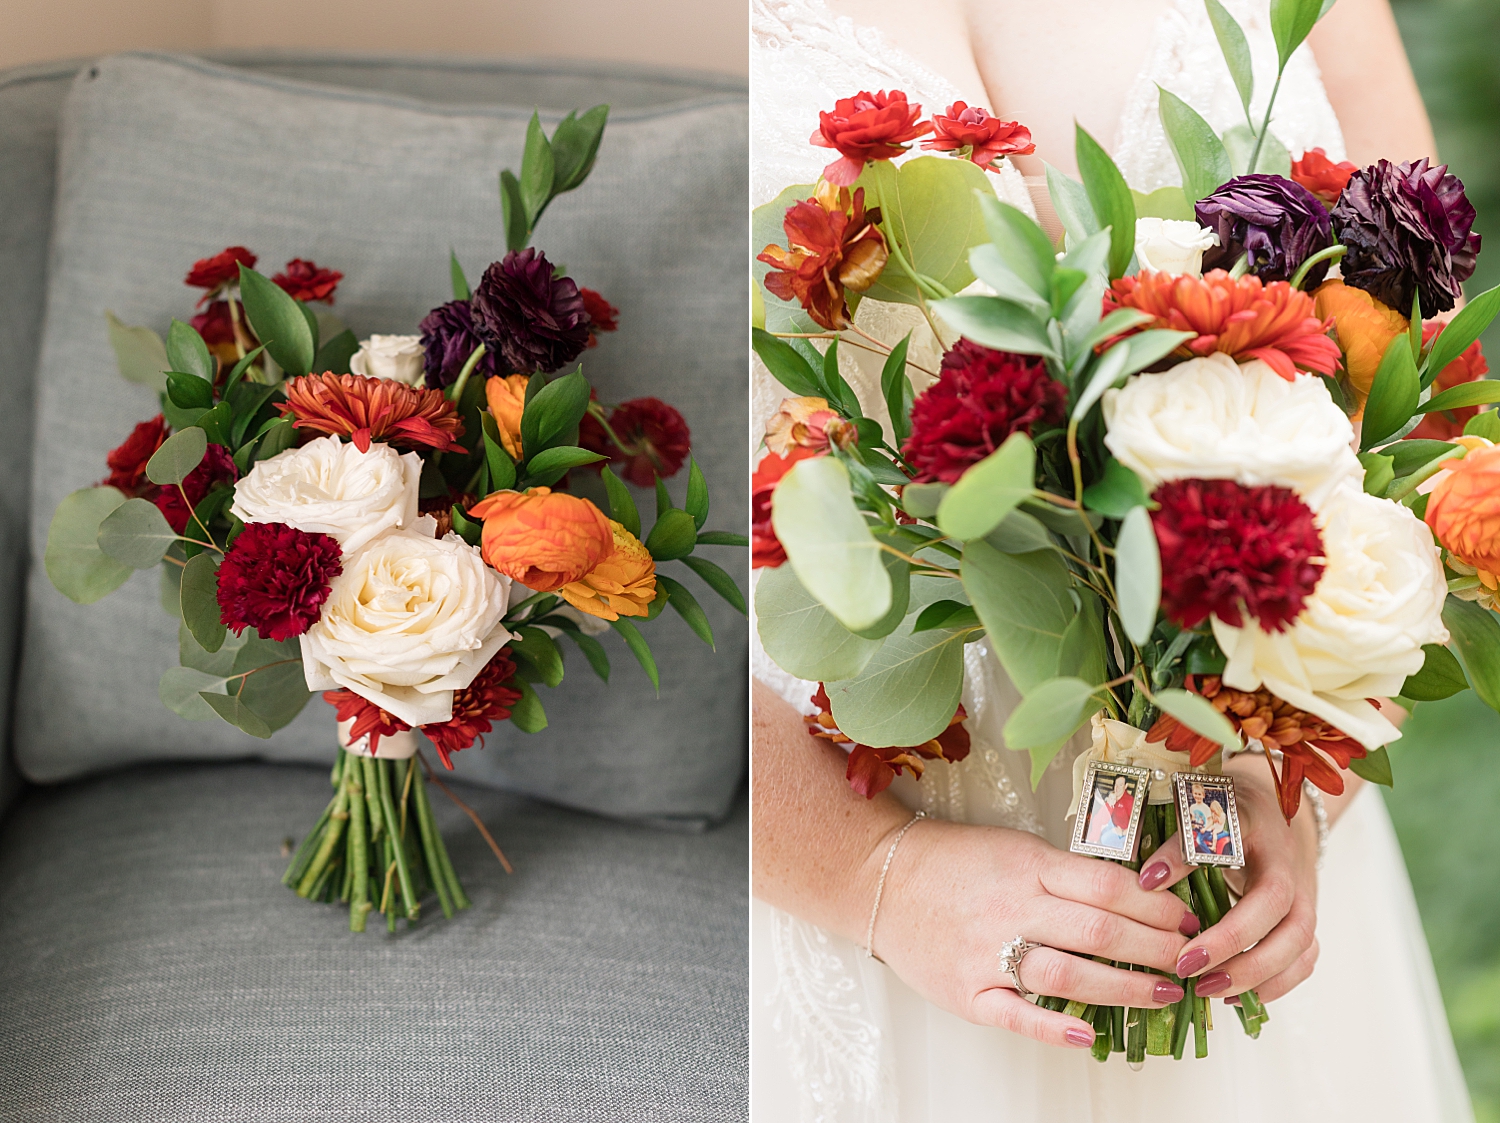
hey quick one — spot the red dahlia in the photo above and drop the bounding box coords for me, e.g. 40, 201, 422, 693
901, 340, 1066, 483
811, 90, 932, 186
323, 690, 411, 755
806, 685, 969, 799
421, 650, 524, 768
217, 522, 343, 641
272, 258, 343, 304
185, 246, 257, 291
579, 287, 620, 345
102, 415, 168, 496
1151, 478, 1325, 633
580, 397, 692, 487
154, 443, 237, 534
751, 446, 821, 568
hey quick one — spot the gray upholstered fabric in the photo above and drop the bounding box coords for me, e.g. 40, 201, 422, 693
0, 761, 747, 1121
16, 53, 748, 822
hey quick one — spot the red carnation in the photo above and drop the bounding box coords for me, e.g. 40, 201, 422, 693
323, 690, 410, 756
811, 90, 932, 186
421, 649, 524, 768
579, 287, 619, 348
1408, 322, 1489, 440
272, 258, 343, 304
217, 522, 343, 641
579, 397, 692, 487
154, 443, 238, 534
1151, 478, 1325, 633
806, 685, 969, 799
922, 102, 1035, 171
1291, 148, 1358, 206
751, 446, 822, 568
102, 415, 168, 497
901, 340, 1066, 484
186, 246, 256, 293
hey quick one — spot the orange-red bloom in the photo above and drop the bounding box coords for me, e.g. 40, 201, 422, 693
557, 520, 657, 621
1291, 148, 1358, 206
468, 487, 614, 592
806, 685, 970, 798
811, 90, 932, 186
484, 373, 529, 460
1426, 443, 1500, 575
280, 372, 464, 453
420, 649, 524, 768
323, 689, 410, 755
102, 414, 168, 496
1409, 322, 1490, 440
1104, 269, 1341, 380
922, 102, 1035, 171
764, 395, 842, 454
759, 183, 888, 330
1313, 278, 1409, 417
751, 446, 822, 568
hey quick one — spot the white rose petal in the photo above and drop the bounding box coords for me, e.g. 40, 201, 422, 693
1133, 218, 1219, 277
231, 434, 421, 555
350, 334, 427, 386
1102, 353, 1362, 510
1212, 484, 1449, 749
301, 531, 513, 727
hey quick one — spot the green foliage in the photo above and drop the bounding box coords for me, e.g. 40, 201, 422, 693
97, 498, 177, 569
755, 562, 882, 682
1046, 163, 1101, 248
1270, 0, 1328, 70
656, 574, 715, 649
1155, 687, 1240, 753
509, 680, 549, 732
610, 618, 659, 693
1349, 745, 1394, 787
645, 508, 699, 561
1443, 597, 1500, 714
45, 487, 133, 603
1361, 334, 1422, 449
238, 264, 315, 377
179, 552, 225, 654
1419, 380, 1500, 414
166, 319, 214, 382
680, 555, 747, 615
1115, 506, 1161, 644
1425, 285, 1500, 387
856, 156, 991, 304
932, 294, 1056, 358
1075, 124, 1137, 279
987, 508, 1055, 554
685, 457, 709, 530
752, 183, 828, 333
850, 545, 911, 640
105, 311, 169, 391
1083, 459, 1153, 517
1158, 89, 1233, 203
520, 368, 590, 459
147, 427, 208, 486
313, 329, 359, 375
961, 540, 1076, 694
450, 249, 470, 300
911, 600, 980, 633
936, 432, 1035, 541
1002, 676, 1104, 751
827, 623, 968, 748
1205, 0, 1255, 122
509, 625, 565, 688
751, 327, 822, 397
600, 465, 641, 537
499, 105, 609, 250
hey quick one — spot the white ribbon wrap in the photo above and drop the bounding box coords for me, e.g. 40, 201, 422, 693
337, 717, 418, 760
1066, 714, 1209, 818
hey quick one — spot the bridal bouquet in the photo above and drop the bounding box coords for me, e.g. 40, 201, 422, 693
753, 0, 1498, 1061
46, 106, 746, 932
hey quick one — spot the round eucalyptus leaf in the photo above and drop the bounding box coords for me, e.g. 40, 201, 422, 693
97, 498, 177, 569
146, 426, 208, 486
44, 487, 133, 604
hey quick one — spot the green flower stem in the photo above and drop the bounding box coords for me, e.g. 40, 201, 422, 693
1289, 244, 1348, 290
412, 764, 460, 917
1193, 994, 1209, 1058
296, 784, 349, 897
377, 759, 419, 920
347, 766, 372, 932
361, 755, 385, 840
1386, 446, 1468, 503
1091, 1005, 1112, 1062
1247, 68, 1285, 175
1207, 865, 1233, 918
446, 342, 487, 403
1170, 977, 1196, 1059
1189, 867, 1222, 926
330, 750, 345, 787
282, 795, 337, 887
1110, 1003, 1125, 1053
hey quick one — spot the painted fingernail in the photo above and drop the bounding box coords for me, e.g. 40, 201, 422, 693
1138, 861, 1170, 890
1153, 979, 1185, 1004
1176, 947, 1211, 977
1225, 995, 1242, 1006
1195, 971, 1232, 996
1178, 912, 1201, 937
1065, 1027, 1095, 1047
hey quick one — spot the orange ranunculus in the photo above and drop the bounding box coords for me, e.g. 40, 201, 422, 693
484, 373, 529, 460
280, 372, 464, 453
1104, 270, 1341, 381
764, 395, 839, 454
469, 488, 614, 592
1426, 443, 1500, 577
557, 520, 657, 621
1312, 279, 1409, 418
1408, 322, 1490, 440
758, 183, 888, 330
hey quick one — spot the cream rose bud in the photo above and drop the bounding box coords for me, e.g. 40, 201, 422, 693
349, 334, 426, 386
1213, 484, 1449, 750
230, 434, 420, 555
1102, 353, 1362, 510
1133, 218, 1219, 276
301, 531, 513, 727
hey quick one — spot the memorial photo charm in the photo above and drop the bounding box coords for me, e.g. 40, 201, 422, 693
1070, 762, 1151, 861
1173, 773, 1246, 869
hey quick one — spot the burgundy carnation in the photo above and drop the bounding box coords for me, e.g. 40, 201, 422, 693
154, 443, 238, 534
1151, 478, 1325, 633
217, 522, 343, 642
579, 397, 692, 487
420, 649, 524, 768
185, 246, 256, 290
102, 415, 168, 497
901, 340, 1066, 484
272, 258, 343, 304
1197, 174, 1334, 286
418, 299, 497, 390
471, 248, 591, 375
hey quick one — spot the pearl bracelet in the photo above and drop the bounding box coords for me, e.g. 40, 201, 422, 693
865, 811, 926, 962
1302, 780, 1329, 870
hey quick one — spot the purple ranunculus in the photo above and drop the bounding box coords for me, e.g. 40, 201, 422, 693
1330, 158, 1481, 317
1197, 174, 1334, 287
470, 248, 591, 375
418, 299, 497, 390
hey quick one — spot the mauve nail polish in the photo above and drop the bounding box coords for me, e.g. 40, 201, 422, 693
1176, 946, 1211, 977
1065, 1027, 1095, 1047
1178, 912, 1201, 937
1196, 971, 1232, 996
1138, 861, 1169, 890
1153, 979, 1185, 1004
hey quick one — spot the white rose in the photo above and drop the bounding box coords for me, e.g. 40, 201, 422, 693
1213, 485, 1449, 749
231, 434, 421, 555
301, 531, 513, 727
350, 334, 426, 386
1133, 218, 1219, 276
1102, 353, 1362, 510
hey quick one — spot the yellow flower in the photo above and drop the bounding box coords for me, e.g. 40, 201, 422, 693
484, 374, 529, 460
557, 520, 657, 620
1312, 279, 1409, 418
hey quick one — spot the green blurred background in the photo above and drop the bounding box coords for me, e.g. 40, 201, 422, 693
1385, 2, 1500, 1118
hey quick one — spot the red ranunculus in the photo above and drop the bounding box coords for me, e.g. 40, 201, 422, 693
751, 446, 821, 568
101, 415, 168, 497
922, 102, 1035, 171
901, 339, 1067, 483
185, 246, 257, 291
811, 90, 932, 186
1291, 148, 1358, 206
420, 649, 524, 768
216, 521, 343, 641
323, 690, 410, 755
579, 397, 692, 487
190, 301, 236, 345
579, 287, 619, 348
154, 443, 237, 534
1408, 322, 1490, 440
272, 258, 343, 304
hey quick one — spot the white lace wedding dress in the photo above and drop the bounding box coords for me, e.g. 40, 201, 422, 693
750, 1, 1473, 1120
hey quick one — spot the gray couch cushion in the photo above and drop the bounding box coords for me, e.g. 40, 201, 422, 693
17, 52, 747, 822
0, 761, 747, 1121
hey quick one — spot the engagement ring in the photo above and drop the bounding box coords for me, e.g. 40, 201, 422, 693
997, 935, 1044, 999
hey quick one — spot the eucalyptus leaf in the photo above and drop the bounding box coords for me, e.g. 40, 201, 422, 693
146, 426, 208, 486
1083, 459, 1153, 517
851, 545, 911, 640
159, 666, 226, 721
901, 482, 948, 519
1131, 187, 1196, 222
199, 691, 273, 739
757, 563, 883, 682
180, 551, 226, 654
986, 508, 1055, 554
1115, 505, 1162, 644
97, 498, 177, 569
1223, 122, 1291, 178
911, 600, 980, 633
1058, 590, 1108, 685
1003, 677, 1104, 750
936, 431, 1036, 541
857, 157, 991, 305
827, 625, 968, 748
962, 540, 1078, 693
1156, 687, 1240, 752
44, 487, 133, 604
105, 312, 169, 391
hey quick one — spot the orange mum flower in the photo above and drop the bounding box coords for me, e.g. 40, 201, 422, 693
557, 519, 657, 621
1313, 278, 1409, 417
807, 684, 970, 799
280, 373, 463, 453
484, 373, 529, 460
468, 487, 614, 592
1105, 269, 1341, 381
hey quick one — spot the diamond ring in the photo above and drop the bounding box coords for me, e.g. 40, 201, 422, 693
997, 935, 1044, 999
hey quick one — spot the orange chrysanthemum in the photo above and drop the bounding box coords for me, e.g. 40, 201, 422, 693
807, 685, 970, 799
468, 487, 614, 592
280, 372, 464, 453
1105, 269, 1341, 381
1145, 675, 1366, 821
1312, 278, 1409, 417
484, 373, 529, 460
557, 520, 657, 621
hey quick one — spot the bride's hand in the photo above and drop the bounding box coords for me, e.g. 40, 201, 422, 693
873, 817, 1199, 1049
1137, 753, 1320, 1006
